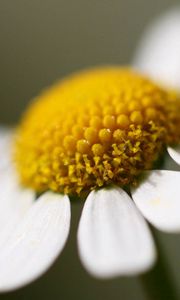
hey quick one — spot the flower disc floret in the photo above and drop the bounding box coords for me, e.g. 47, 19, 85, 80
15, 67, 180, 195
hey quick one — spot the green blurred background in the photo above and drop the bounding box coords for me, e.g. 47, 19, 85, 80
1, 0, 180, 299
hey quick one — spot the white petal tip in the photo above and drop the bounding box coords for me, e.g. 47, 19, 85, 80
132, 170, 180, 233
133, 7, 180, 90
168, 146, 180, 166
78, 188, 156, 279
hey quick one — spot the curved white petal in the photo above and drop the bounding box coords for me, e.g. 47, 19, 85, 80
167, 146, 180, 165
77, 187, 156, 278
131, 170, 180, 232
0, 191, 71, 292
133, 7, 180, 89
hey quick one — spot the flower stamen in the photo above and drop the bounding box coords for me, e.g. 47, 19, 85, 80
14, 67, 180, 195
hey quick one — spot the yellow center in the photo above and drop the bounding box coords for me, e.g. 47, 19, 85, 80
14, 67, 180, 195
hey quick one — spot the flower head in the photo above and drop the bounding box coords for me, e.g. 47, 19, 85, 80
15, 67, 180, 195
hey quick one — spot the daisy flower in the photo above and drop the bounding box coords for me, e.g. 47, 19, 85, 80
1, 67, 180, 292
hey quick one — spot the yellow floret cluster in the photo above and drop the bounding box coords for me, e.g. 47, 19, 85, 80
14, 67, 180, 195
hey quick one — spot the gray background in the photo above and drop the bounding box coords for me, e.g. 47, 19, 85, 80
1, 0, 180, 299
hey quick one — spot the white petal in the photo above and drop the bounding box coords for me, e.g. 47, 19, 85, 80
77, 187, 156, 278
167, 146, 180, 165
133, 7, 180, 89
0, 191, 71, 292
0, 171, 34, 249
0, 128, 13, 174
131, 170, 180, 232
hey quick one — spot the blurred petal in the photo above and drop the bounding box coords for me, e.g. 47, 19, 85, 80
167, 146, 180, 165
133, 7, 180, 89
0, 191, 71, 292
0, 128, 13, 174
131, 170, 180, 232
78, 187, 156, 278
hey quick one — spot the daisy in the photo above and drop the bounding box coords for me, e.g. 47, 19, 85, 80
1, 67, 180, 293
